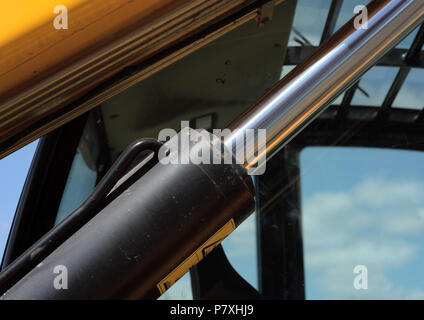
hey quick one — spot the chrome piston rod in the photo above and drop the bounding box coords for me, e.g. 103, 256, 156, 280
224, 0, 424, 174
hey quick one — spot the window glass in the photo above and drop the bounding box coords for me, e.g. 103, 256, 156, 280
396, 28, 419, 49
351, 67, 398, 106
393, 68, 424, 110
0, 141, 38, 261
55, 114, 100, 224
159, 273, 193, 300
288, 0, 330, 46
222, 213, 258, 290
332, 92, 345, 105
280, 65, 296, 79
55, 149, 97, 224
301, 146, 424, 299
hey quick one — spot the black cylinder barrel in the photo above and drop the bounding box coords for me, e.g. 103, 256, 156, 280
1, 129, 255, 299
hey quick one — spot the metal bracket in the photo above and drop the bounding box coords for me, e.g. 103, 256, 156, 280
258, 0, 276, 27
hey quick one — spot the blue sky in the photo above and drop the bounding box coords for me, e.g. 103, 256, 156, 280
0, 141, 38, 261
300, 147, 424, 299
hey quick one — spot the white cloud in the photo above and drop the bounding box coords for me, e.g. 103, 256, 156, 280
354, 178, 424, 207
303, 177, 424, 299
380, 208, 424, 235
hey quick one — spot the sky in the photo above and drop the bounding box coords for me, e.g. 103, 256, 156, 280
301, 147, 424, 299
0, 141, 38, 261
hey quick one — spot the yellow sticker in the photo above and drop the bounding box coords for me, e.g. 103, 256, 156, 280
157, 219, 236, 294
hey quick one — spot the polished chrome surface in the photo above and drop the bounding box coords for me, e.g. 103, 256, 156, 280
224, 0, 424, 174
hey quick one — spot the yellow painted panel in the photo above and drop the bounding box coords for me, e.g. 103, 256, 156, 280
0, 1, 85, 45
0, 0, 190, 102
